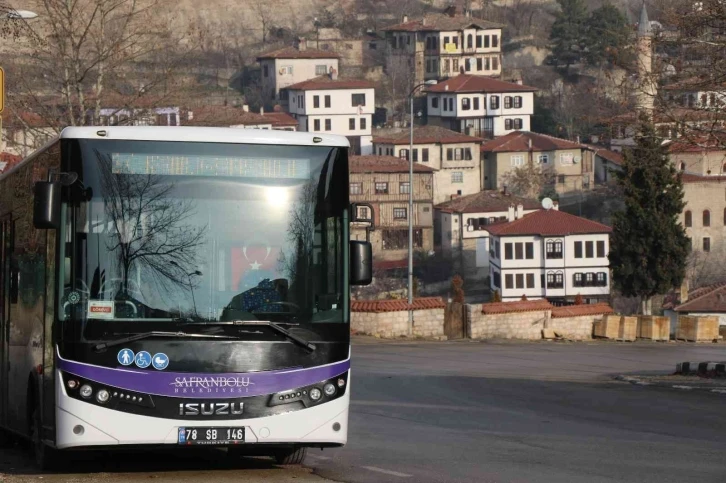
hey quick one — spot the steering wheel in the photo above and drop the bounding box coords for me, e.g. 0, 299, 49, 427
99, 278, 143, 300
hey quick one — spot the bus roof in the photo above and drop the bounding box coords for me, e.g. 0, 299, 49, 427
60, 126, 351, 147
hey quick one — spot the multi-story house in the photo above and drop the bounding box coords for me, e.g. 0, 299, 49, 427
349, 155, 435, 264
435, 190, 540, 279
257, 39, 340, 108
307, 28, 384, 72
425, 74, 537, 138
480, 131, 596, 197
680, 173, 726, 261
184, 105, 298, 130
372, 125, 483, 204
381, 7, 504, 86
487, 207, 612, 303
669, 138, 726, 176
284, 74, 375, 155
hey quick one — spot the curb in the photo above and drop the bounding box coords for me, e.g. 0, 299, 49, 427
675, 361, 726, 377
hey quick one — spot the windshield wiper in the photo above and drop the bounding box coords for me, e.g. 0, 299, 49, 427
182, 320, 316, 352
93, 331, 241, 352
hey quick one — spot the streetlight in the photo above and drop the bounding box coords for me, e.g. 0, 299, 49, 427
170, 261, 202, 318
407, 80, 437, 331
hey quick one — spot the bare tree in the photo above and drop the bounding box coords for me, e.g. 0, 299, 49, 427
501, 163, 556, 199
249, 0, 282, 43
378, 59, 416, 124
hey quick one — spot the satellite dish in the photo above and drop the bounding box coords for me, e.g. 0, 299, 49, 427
7, 10, 39, 19
542, 197, 554, 210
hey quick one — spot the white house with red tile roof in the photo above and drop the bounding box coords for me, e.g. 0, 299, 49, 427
668, 283, 726, 329
284, 74, 375, 155
184, 105, 298, 130
257, 40, 340, 107
425, 74, 537, 138
486, 206, 612, 303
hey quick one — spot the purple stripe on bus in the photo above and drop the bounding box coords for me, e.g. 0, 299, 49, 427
57, 357, 350, 399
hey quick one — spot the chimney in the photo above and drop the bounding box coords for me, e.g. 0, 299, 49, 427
297, 37, 307, 51
507, 204, 515, 222
242, 105, 250, 112
516, 79, 523, 85
680, 279, 690, 304
464, 8, 471, 18
552, 201, 559, 211
445, 85, 449, 91
422, 17, 427, 26
330, 67, 339, 80
402, 15, 408, 23
260, 107, 265, 115
187, 111, 194, 121
528, 138, 533, 150
516, 203, 524, 219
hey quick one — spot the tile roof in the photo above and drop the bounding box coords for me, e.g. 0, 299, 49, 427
666, 134, 726, 153
607, 108, 726, 125
351, 297, 446, 313
435, 190, 540, 214
350, 155, 435, 174
587, 146, 624, 166
373, 125, 483, 145
284, 75, 374, 91
257, 46, 340, 60
373, 259, 408, 271
675, 282, 726, 313
0, 152, 23, 174
680, 173, 726, 183
2, 110, 54, 129
551, 303, 614, 318
486, 209, 612, 237
481, 299, 552, 314
185, 106, 297, 128
480, 131, 586, 153
382, 13, 504, 32
426, 74, 538, 94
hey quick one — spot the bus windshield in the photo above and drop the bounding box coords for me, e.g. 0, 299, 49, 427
58, 138, 349, 331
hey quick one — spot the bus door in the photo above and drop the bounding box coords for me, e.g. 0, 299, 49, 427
0, 217, 11, 427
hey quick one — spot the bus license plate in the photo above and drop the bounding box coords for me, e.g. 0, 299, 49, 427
178, 427, 245, 445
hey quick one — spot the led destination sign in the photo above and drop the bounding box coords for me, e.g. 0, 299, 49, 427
111, 153, 311, 179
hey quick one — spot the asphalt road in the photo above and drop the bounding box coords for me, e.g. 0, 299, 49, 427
1, 339, 725, 483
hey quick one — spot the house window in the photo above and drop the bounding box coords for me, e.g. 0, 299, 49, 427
452, 172, 463, 183
525, 242, 534, 259
453, 58, 459, 72
574, 273, 583, 287
495, 240, 501, 259
724, 207, 726, 225
422, 148, 429, 162
350, 183, 362, 195
538, 154, 549, 164
462, 98, 471, 110
453, 36, 459, 48
490, 96, 500, 109
382, 229, 423, 250
360, 118, 367, 130
313, 96, 320, 108
412, 148, 418, 162
703, 237, 711, 252
597, 240, 606, 258
515, 243, 524, 260
560, 153, 574, 165
375, 182, 388, 194
349, 118, 356, 130
431, 97, 439, 109
281, 65, 293, 75
477, 58, 483, 70
504, 97, 512, 109
325, 95, 331, 108
505, 119, 513, 130
465, 58, 472, 72
454, 148, 463, 160
585, 241, 594, 258
467, 34, 473, 49
444, 59, 450, 72
400, 149, 410, 161
505, 274, 514, 289
558, 175, 566, 184
685, 210, 692, 227
316, 65, 328, 75
574, 241, 583, 258
703, 209, 711, 227
393, 208, 407, 220
597, 272, 607, 286
511, 155, 524, 167
473, 97, 480, 110
547, 272, 564, 289
492, 35, 499, 48
514, 119, 523, 130
586, 272, 595, 287
504, 243, 513, 260
313, 119, 321, 131
526, 273, 535, 288
325, 119, 331, 131
514, 96, 522, 108
492, 56, 499, 70
476, 35, 483, 48
546, 240, 563, 259
399, 182, 410, 194
515, 274, 524, 289
352, 94, 366, 106
493, 271, 501, 288
485, 57, 491, 70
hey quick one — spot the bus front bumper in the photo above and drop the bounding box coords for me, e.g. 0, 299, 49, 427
54, 370, 350, 450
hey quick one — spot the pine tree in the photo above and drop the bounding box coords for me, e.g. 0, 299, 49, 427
608, 116, 691, 315
584, 2, 631, 66
549, 0, 589, 70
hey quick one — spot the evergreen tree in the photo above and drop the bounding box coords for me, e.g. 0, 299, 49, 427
584, 3, 631, 66
549, 0, 589, 70
608, 117, 691, 315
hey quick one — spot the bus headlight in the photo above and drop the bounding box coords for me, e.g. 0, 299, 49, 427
96, 389, 110, 404
79, 384, 93, 399
309, 388, 322, 401
323, 383, 336, 397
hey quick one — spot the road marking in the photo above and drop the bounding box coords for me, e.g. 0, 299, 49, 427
362, 466, 412, 478
672, 385, 693, 390
711, 389, 726, 394
308, 454, 332, 460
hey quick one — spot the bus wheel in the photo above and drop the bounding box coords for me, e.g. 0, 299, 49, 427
30, 407, 57, 471
273, 446, 307, 465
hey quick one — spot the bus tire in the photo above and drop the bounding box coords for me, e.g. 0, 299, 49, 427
31, 406, 57, 471
273, 446, 307, 465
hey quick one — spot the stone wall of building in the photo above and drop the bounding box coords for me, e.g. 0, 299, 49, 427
351, 298, 446, 338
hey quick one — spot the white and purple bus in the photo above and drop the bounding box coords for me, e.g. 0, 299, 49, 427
0, 127, 372, 468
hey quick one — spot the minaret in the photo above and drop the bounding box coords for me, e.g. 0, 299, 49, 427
636, 3, 655, 115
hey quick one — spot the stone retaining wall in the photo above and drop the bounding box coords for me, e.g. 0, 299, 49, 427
351, 298, 446, 338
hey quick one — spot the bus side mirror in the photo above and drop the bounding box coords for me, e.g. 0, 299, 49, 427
350, 240, 372, 286
33, 181, 61, 229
